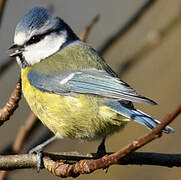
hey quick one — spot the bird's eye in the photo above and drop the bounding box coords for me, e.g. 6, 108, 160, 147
27, 35, 42, 45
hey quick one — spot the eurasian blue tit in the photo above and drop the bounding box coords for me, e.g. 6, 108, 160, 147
9, 7, 174, 153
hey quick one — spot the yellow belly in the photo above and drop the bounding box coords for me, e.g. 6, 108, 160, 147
21, 67, 129, 140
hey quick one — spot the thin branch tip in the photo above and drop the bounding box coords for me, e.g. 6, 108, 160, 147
0, 78, 22, 126
80, 14, 100, 42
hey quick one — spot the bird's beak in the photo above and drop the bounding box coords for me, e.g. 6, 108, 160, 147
8, 44, 24, 57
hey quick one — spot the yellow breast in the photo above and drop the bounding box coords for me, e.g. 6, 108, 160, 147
21, 67, 128, 140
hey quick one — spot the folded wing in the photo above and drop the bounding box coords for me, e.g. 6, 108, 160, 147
28, 69, 156, 105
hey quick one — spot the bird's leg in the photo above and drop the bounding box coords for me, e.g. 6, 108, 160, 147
29, 136, 57, 172
97, 137, 106, 157
97, 137, 110, 172
29, 136, 57, 153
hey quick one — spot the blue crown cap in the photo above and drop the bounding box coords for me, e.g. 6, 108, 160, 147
15, 7, 79, 45
15, 7, 54, 33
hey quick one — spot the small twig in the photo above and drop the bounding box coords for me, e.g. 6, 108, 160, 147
98, 0, 157, 55
80, 14, 100, 42
0, 77, 22, 126
0, 0, 7, 27
0, 171, 7, 180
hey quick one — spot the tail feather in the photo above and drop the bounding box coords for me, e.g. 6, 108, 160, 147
106, 101, 175, 134
130, 109, 174, 134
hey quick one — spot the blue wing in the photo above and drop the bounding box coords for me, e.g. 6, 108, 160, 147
28, 69, 156, 105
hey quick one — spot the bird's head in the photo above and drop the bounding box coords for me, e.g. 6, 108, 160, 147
9, 7, 79, 68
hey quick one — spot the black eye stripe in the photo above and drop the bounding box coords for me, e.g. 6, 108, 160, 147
26, 34, 45, 45
25, 29, 60, 46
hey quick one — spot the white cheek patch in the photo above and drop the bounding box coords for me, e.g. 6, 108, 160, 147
22, 31, 67, 66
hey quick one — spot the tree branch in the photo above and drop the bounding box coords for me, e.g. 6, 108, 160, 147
80, 14, 100, 42
0, 77, 22, 126
1, 151, 181, 171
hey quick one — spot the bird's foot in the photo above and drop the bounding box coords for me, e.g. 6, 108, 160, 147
28, 136, 57, 172
29, 149, 43, 172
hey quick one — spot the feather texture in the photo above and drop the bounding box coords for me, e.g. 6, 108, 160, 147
28, 69, 156, 105
105, 101, 174, 134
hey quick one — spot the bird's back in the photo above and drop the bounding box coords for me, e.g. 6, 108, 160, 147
31, 41, 118, 77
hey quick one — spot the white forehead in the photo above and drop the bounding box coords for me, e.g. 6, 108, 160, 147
14, 31, 27, 45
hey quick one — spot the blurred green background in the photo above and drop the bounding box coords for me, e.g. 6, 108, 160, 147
0, 0, 181, 179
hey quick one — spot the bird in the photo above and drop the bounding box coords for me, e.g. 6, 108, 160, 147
9, 7, 174, 155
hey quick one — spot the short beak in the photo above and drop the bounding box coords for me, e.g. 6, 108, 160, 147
8, 44, 18, 50
8, 44, 24, 57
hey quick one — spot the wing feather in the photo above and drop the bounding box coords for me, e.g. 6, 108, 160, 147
28, 69, 156, 105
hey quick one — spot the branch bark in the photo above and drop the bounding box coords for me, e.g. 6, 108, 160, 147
0, 151, 181, 171
80, 14, 100, 42
0, 77, 22, 126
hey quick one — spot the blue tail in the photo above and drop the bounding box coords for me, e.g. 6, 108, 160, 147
106, 101, 174, 134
